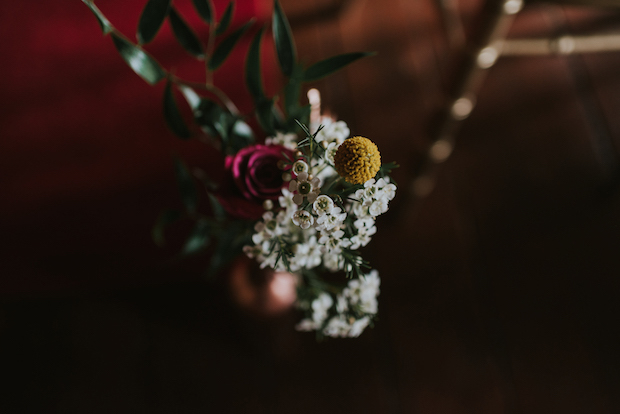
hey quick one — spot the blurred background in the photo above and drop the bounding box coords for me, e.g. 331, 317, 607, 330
2, 0, 620, 412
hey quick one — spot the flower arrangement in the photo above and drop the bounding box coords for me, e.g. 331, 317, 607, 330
83, 0, 397, 338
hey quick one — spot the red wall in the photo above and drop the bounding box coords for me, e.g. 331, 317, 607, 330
0, 0, 279, 295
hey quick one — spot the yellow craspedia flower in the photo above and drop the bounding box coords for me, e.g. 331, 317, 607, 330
334, 136, 381, 184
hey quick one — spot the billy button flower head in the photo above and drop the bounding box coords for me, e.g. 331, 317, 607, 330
334, 136, 381, 185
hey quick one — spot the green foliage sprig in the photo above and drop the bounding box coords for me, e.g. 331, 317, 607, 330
83, 0, 373, 275
84, 0, 370, 140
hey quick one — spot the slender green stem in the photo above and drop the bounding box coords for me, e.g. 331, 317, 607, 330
173, 77, 240, 116
323, 176, 344, 195
313, 162, 330, 178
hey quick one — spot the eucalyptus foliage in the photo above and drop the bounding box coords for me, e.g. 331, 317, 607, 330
83, 0, 372, 275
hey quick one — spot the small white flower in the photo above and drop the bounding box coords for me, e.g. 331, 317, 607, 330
336, 294, 348, 313
318, 229, 351, 253
362, 270, 381, 290
347, 270, 380, 314
291, 236, 322, 269
351, 199, 371, 219
265, 131, 298, 150
295, 318, 318, 331
310, 116, 332, 134
381, 183, 397, 201
279, 187, 296, 214
323, 253, 343, 272
324, 142, 339, 165
251, 211, 286, 245
356, 178, 385, 201
288, 171, 321, 205
323, 316, 350, 338
276, 209, 289, 224
364, 178, 377, 189
354, 217, 375, 230
334, 205, 347, 219
243, 244, 262, 259
261, 211, 280, 233
348, 316, 371, 337
360, 295, 378, 314
312, 195, 334, 216
369, 199, 388, 217
311, 293, 333, 324
291, 160, 309, 176
251, 232, 264, 245
315, 119, 350, 144
292, 210, 314, 229
349, 231, 374, 250
315, 207, 346, 231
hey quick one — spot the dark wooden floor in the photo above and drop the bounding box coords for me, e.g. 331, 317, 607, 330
2, 0, 620, 412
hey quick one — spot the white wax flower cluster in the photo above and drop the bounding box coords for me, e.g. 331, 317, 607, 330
243, 118, 396, 337
296, 270, 381, 338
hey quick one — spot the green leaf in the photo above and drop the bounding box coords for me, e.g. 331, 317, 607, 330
303, 52, 374, 82
229, 120, 255, 152
110, 33, 166, 84
295, 119, 312, 138
271, 104, 286, 131
284, 63, 304, 116
208, 193, 226, 220
255, 99, 275, 136
272, 0, 296, 77
182, 219, 212, 255
137, 0, 171, 44
208, 21, 252, 70
232, 119, 254, 140
169, 7, 205, 58
378, 161, 400, 185
286, 104, 310, 132
82, 0, 113, 35
195, 98, 229, 139
177, 86, 251, 152
174, 157, 198, 214
177, 86, 218, 133
163, 79, 191, 139
245, 27, 265, 101
152, 209, 182, 246
379, 161, 399, 176
192, 0, 214, 24
215, 1, 234, 35
178, 85, 201, 112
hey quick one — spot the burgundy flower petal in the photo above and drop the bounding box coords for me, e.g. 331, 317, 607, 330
220, 144, 292, 219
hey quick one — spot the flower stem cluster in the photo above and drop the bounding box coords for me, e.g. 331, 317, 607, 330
242, 118, 397, 338
84, 0, 387, 340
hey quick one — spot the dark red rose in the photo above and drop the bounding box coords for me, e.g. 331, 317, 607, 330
217, 144, 291, 219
